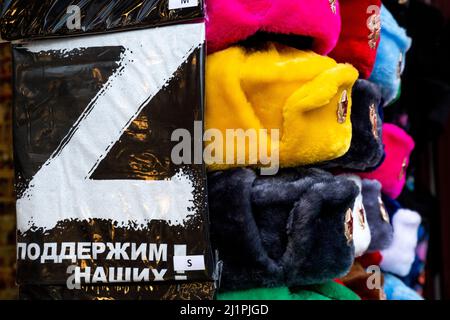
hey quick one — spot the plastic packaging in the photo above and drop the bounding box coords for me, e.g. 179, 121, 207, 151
1, 0, 204, 40
12, 18, 214, 287
19, 282, 215, 300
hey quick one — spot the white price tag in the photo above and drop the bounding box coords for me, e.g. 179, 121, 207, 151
169, 0, 199, 10
173, 255, 205, 271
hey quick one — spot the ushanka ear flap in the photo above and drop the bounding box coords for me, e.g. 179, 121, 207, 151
276, 174, 358, 286
359, 123, 415, 199
206, 44, 358, 171
381, 209, 421, 277
362, 179, 394, 252
206, 0, 342, 55
249, 168, 327, 260
330, 0, 381, 79
339, 175, 371, 257
320, 79, 384, 171
252, 169, 357, 287
369, 5, 412, 107
208, 168, 358, 291
207, 168, 284, 291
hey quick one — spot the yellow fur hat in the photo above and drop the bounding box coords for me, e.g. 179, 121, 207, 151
205, 43, 359, 171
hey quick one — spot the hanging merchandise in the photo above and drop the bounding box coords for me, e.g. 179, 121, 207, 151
205, 0, 342, 55
339, 175, 371, 257
5, 0, 216, 295
380, 208, 421, 277
330, 0, 381, 79
217, 281, 360, 301
359, 123, 415, 199
320, 79, 384, 171
205, 44, 358, 171
361, 179, 394, 252
0, 0, 204, 41
208, 168, 358, 292
369, 5, 412, 107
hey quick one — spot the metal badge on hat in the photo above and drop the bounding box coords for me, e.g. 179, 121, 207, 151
369, 103, 379, 139
345, 208, 354, 244
337, 90, 349, 124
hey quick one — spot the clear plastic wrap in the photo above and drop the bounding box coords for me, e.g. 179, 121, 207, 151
1, 0, 204, 40
12, 18, 214, 289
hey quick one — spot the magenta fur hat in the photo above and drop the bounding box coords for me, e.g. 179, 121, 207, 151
205, 0, 342, 54
359, 124, 415, 199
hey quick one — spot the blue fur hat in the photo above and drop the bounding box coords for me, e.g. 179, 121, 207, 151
369, 5, 412, 107
383, 273, 423, 300
362, 179, 394, 252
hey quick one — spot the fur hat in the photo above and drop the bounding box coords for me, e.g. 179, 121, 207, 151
205, 0, 342, 54
340, 175, 371, 257
383, 273, 424, 300
359, 123, 415, 199
382, 194, 401, 218
369, 5, 412, 106
206, 44, 359, 171
341, 260, 386, 300
362, 179, 394, 252
320, 80, 384, 171
217, 281, 360, 300
330, 0, 381, 79
208, 168, 358, 291
381, 209, 421, 277
357, 251, 383, 268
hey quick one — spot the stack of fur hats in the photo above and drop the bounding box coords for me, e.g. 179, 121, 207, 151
205, 0, 425, 300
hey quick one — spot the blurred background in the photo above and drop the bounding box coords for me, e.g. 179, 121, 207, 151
0, 41, 16, 300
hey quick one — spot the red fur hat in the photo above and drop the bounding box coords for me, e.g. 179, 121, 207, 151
357, 251, 383, 268
330, 0, 381, 79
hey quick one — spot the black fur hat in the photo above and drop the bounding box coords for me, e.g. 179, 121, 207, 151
208, 168, 358, 292
361, 179, 394, 252
320, 79, 385, 172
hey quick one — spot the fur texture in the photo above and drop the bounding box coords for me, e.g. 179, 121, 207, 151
369, 5, 412, 106
321, 80, 384, 171
341, 260, 386, 300
381, 209, 421, 277
330, 0, 381, 78
382, 194, 401, 219
359, 123, 415, 199
357, 251, 383, 268
205, 0, 342, 54
383, 273, 424, 300
206, 44, 359, 171
217, 282, 360, 300
340, 175, 371, 257
362, 179, 394, 251
208, 168, 358, 291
